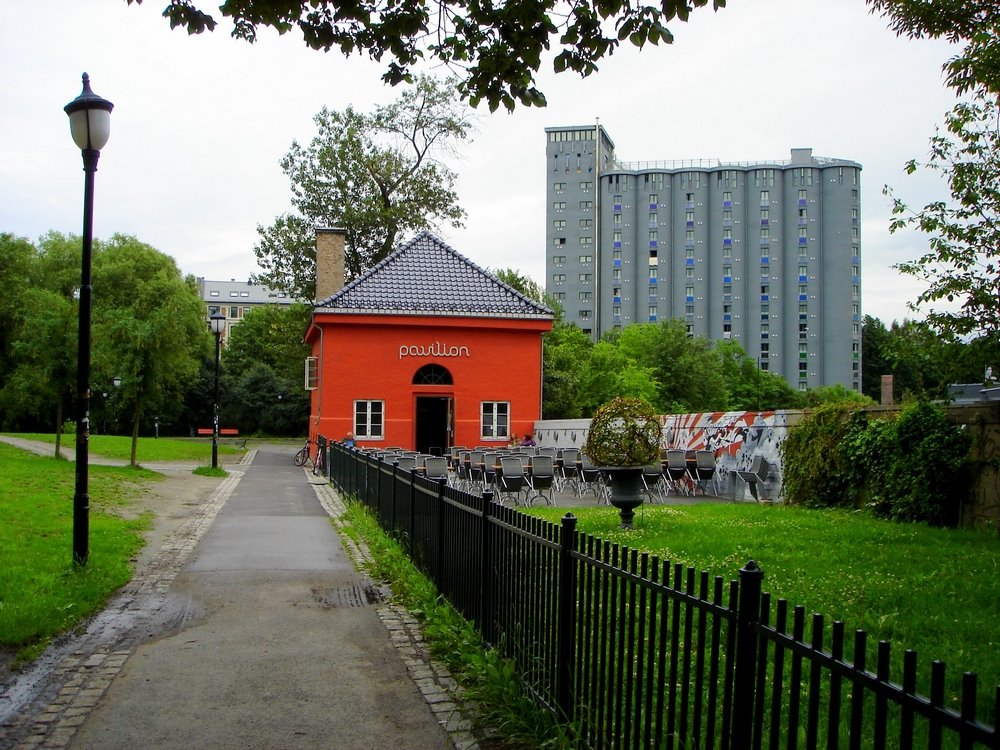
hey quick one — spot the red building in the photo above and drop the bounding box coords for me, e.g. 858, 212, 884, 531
305, 230, 554, 452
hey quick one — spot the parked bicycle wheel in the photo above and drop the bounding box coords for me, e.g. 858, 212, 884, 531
294, 447, 309, 466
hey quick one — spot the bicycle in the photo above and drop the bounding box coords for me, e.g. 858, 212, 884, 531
293, 439, 312, 467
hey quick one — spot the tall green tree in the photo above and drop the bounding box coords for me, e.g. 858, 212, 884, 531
885, 97, 1000, 337
128, 0, 727, 111
615, 320, 728, 413
253, 75, 471, 299
542, 323, 592, 419
92, 235, 208, 465
222, 303, 312, 435
493, 267, 562, 321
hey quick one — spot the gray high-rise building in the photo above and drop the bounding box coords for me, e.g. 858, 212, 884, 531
544, 124, 862, 392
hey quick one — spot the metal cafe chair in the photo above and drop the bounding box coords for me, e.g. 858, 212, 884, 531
664, 449, 691, 495
736, 455, 770, 503
642, 463, 667, 503
580, 453, 610, 502
423, 456, 449, 483
693, 450, 719, 495
497, 455, 529, 506
525, 454, 555, 506
560, 448, 581, 495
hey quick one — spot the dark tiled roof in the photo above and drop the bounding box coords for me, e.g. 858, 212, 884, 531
316, 231, 554, 319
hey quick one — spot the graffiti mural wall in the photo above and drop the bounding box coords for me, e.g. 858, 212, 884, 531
534, 411, 797, 502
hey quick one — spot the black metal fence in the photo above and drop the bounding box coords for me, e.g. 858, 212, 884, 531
325, 441, 997, 749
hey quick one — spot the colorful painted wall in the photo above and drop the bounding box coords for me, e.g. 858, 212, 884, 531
534, 410, 802, 502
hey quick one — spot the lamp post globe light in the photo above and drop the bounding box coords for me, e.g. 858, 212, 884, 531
65, 73, 113, 567
210, 311, 226, 469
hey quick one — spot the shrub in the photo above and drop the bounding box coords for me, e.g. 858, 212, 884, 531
780, 401, 857, 507
782, 399, 973, 526
583, 396, 661, 466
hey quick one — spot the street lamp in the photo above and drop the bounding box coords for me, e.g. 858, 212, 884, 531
209, 311, 226, 469
65, 73, 113, 567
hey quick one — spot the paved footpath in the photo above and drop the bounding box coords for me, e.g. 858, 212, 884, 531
0, 443, 476, 750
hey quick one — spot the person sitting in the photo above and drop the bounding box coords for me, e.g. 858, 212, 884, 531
343, 432, 355, 448
520, 432, 536, 447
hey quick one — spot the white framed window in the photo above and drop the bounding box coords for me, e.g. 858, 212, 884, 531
354, 400, 384, 439
304, 357, 318, 390
481, 401, 509, 440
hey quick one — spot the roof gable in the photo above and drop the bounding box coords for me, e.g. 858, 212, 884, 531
316, 231, 553, 320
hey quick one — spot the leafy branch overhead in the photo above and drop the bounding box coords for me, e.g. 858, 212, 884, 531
127, 0, 725, 111
252, 75, 471, 299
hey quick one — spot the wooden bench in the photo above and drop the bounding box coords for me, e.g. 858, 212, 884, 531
196, 427, 247, 448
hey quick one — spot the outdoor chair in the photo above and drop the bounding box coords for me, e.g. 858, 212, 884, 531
560, 448, 581, 495
580, 454, 609, 502
693, 450, 719, 495
664, 449, 691, 495
736, 455, 770, 502
394, 456, 417, 472
497, 456, 528, 506
526, 454, 555, 506
423, 456, 449, 482
642, 463, 666, 503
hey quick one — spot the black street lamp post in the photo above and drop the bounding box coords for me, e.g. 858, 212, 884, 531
65, 73, 113, 567
210, 311, 226, 469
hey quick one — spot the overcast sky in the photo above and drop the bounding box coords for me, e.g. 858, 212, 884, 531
1, 0, 960, 326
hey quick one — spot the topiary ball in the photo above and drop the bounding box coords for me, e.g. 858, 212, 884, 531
584, 397, 662, 467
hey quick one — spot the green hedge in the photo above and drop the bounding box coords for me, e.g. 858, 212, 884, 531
781, 400, 971, 525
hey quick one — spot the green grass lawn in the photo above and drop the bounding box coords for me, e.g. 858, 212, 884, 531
527, 502, 1000, 716
4, 433, 245, 462
0, 442, 159, 664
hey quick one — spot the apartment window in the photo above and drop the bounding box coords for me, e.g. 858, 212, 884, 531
686, 192, 694, 203
723, 246, 732, 258
613, 194, 623, 207
580, 200, 593, 209
686, 247, 695, 259
613, 213, 622, 227
613, 305, 622, 316
579, 254, 593, 263
209, 290, 219, 297
761, 324, 769, 339
481, 401, 509, 440
685, 285, 694, 298
579, 218, 593, 229
760, 208, 769, 221
612, 269, 622, 279
686, 210, 695, 224
649, 193, 658, 205
760, 228, 769, 239
613, 231, 622, 243
723, 209, 732, 222
650, 267, 658, 280
649, 230, 657, 242
354, 400, 384, 439
796, 168, 813, 186
613, 249, 622, 260
755, 169, 775, 187
553, 219, 566, 229
553, 182, 566, 190
553, 292, 566, 300
552, 273, 566, 282
230, 291, 239, 297
553, 201, 566, 209
552, 255, 566, 264
553, 238, 566, 246
649, 305, 658, 318
579, 291, 592, 301
578, 309, 591, 319
685, 268, 694, 279
649, 213, 658, 226
579, 181, 593, 190
580, 236, 593, 245
798, 189, 807, 201
686, 230, 695, 241
579, 273, 592, 282
760, 190, 769, 203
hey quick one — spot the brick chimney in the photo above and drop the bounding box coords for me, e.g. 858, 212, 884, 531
881, 374, 894, 407
315, 227, 346, 302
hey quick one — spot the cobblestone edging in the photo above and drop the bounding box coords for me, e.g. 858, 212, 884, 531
0, 459, 250, 750
311, 480, 481, 750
